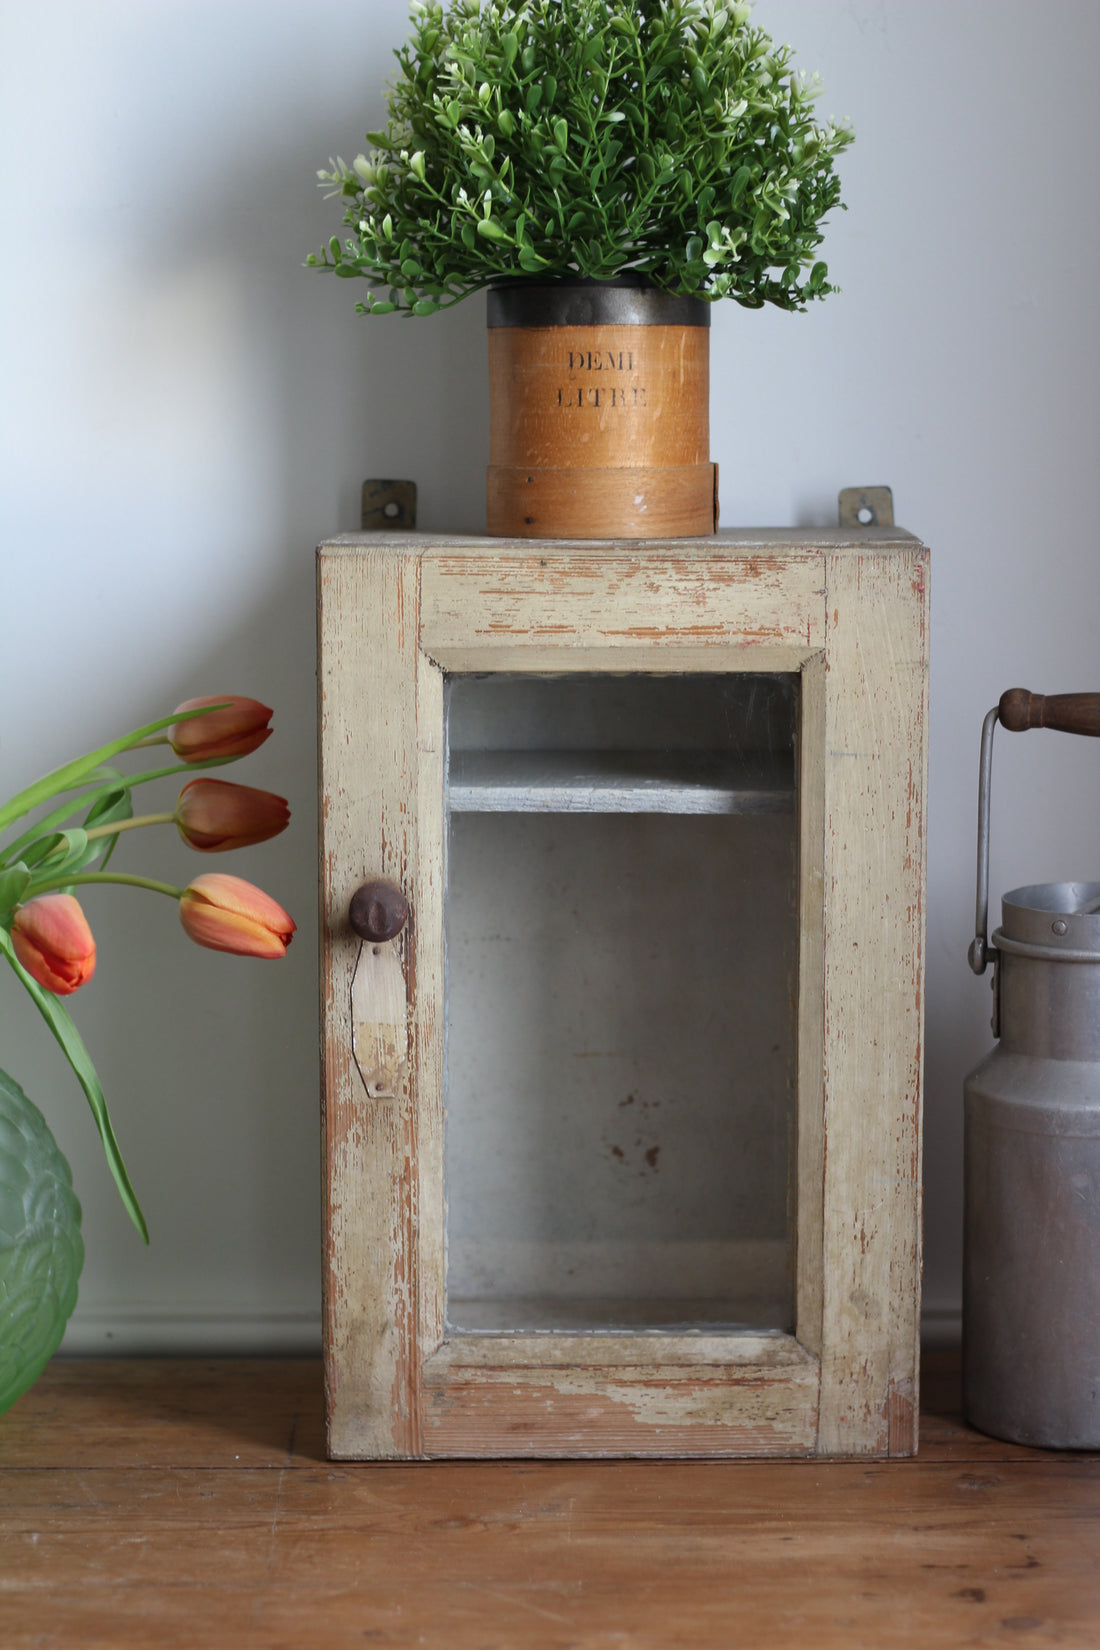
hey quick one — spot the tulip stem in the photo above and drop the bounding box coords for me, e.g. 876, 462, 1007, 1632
29, 872, 184, 901
1, 756, 240, 865
83, 813, 176, 842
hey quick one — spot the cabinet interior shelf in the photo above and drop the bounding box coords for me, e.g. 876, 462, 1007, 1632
447, 749, 795, 815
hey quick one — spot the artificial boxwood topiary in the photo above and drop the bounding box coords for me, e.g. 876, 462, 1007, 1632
309, 0, 853, 317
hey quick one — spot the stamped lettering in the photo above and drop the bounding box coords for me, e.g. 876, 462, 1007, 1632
557, 385, 648, 408
557, 340, 647, 412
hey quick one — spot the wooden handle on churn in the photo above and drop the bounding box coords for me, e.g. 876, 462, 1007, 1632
998, 689, 1100, 737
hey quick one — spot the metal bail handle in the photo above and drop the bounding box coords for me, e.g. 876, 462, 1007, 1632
969, 690, 1100, 974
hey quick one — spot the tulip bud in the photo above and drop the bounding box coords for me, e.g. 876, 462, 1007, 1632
170, 697, 273, 763
12, 894, 97, 995
179, 874, 295, 959
176, 779, 290, 853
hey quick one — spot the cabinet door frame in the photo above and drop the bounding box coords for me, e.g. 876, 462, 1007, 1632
317, 532, 928, 1459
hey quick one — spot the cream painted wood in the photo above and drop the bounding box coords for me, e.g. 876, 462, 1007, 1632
350, 942, 407, 1099
420, 546, 825, 655
317, 546, 429, 1458
816, 548, 929, 1455
317, 530, 928, 1459
414, 655, 447, 1366
795, 651, 827, 1360
428, 643, 818, 675
420, 1336, 820, 1458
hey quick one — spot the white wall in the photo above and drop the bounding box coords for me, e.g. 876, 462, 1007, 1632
2, 0, 1097, 1352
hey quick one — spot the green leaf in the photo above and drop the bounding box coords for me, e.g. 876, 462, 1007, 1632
2, 760, 209, 867
0, 926, 148, 1242
0, 705, 230, 837
730, 164, 753, 203
411, 298, 439, 315
476, 218, 510, 242
0, 862, 30, 918
81, 783, 133, 873
312, 0, 851, 319
24, 830, 90, 887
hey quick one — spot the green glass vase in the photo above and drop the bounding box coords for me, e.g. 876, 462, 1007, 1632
0, 1067, 84, 1415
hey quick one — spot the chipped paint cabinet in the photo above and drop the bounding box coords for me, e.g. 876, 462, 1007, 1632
317, 528, 929, 1459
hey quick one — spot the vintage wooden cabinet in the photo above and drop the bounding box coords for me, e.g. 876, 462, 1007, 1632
317, 527, 929, 1459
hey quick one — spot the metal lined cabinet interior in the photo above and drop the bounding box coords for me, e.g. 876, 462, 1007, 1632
317, 529, 929, 1459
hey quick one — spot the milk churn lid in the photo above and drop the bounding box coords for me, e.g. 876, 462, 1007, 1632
999, 882, 1100, 962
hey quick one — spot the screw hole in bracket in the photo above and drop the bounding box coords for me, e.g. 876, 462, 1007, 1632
838, 486, 895, 530
361, 479, 418, 531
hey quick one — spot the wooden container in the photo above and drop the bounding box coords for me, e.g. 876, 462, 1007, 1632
317, 525, 930, 1460
487, 281, 717, 539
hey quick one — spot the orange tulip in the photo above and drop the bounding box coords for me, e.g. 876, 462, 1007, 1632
178, 873, 295, 959
12, 894, 97, 995
170, 696, 273, 762
176, 778, 290, 852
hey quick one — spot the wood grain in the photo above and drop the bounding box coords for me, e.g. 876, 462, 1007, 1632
796, 650, 827, 1358
319, 533, 928, 1459
351, 940, 407, 1099
487, 461, 717, 539
420, 547, 826, 655
317, 546, 429, 1457
816, 547, 930, 1456
488, 324, 709, 469
2, 1356, 1099, 1650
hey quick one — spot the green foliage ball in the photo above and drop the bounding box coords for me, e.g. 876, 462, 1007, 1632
310, 0, 853, 316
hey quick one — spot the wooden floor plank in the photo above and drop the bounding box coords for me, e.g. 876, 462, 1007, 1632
1, 1354, 1097, 1649
0, 1357, 325, 1469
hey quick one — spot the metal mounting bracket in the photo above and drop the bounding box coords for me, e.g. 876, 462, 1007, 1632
362, 479, 418, 531
838, 486, 895, 528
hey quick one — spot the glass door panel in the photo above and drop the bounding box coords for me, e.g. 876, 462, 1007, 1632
443, 673, 799, 1333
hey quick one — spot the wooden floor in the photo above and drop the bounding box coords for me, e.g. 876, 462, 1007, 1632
1, 1351, 1097, 1648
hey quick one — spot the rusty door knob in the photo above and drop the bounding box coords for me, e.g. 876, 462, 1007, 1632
349, 880, 407, 943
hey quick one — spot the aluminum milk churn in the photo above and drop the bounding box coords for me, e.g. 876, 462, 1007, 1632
964, 688, 1100, 1448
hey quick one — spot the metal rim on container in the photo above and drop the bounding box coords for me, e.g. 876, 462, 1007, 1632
487, 278, 711, 329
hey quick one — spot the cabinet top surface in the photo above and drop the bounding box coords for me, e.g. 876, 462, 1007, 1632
317, 526, 924, 559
